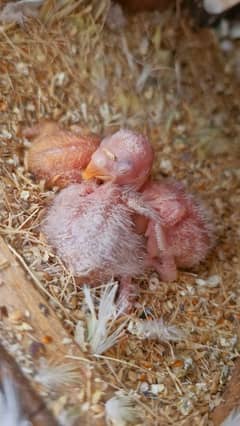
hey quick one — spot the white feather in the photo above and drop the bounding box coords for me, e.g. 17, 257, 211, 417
105, 391, 142, 426
203, 0, 238, 14
34, 359, 79, 390
83, 282, 128, 354
0, 0, 43, 24
128, 318, 184, 342
221, 409, 240, 426
0, 375, 30, 426
58, 409, 79, 426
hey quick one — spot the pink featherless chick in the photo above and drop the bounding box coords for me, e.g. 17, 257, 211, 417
23, 121, 100, 189
140, 179, 216, 281
42, 181, 146, 295
83, 130, 215, 283
42, 129, 154, 304
82, 128, 154, 190
82, 128, 155, 234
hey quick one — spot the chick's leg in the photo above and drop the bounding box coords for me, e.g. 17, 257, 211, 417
117, 276, 138, 312
123, 191, 177, 281
123, 190, 168, 251
123, 190, 159, 222
145, 221, 177, 281
148, 255, 177, 282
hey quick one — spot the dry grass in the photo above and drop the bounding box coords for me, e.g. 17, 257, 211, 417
0, 1, 240, 425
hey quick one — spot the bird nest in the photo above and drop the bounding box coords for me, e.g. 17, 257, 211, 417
0, 1, 240, 425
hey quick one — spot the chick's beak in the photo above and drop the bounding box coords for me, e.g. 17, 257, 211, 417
82, 161, 110, 181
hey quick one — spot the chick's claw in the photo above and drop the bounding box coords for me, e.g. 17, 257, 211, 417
117, 277, 139, 313
147, 255, 178, 282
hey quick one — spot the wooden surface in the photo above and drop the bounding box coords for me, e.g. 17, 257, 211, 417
0, 236, 83, 361
0, 236, 107, 426
0, 343, 58, 426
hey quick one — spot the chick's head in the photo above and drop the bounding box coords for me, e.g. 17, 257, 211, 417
83, 129, 154, 189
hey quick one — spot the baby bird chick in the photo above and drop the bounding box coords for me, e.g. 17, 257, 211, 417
82, 128, 155, 236
42, 126, 215, 307
42, 181, 146, 295
83, 129, 154, 190
42, 129, 154, 304
142, 180, 215, 281
83, 130, 215, 282
24, 121, 100, 188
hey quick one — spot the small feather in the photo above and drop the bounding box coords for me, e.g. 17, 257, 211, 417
58, 409, 80, 426
0, 0, 43, 24
221, 409, 240, 426
106, 3, 127, 32
83, 282, 128, 354
105, 391, 142, 426
35, 359, 79, 390
0, 375, 30, 426
128, 318, 185, 342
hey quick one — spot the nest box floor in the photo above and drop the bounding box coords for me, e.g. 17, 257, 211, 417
0, 2, 239, 425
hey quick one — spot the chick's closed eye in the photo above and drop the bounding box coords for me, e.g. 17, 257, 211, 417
102, 148, 116, 161
92, 151, 107, 168
116, 160, 133, 174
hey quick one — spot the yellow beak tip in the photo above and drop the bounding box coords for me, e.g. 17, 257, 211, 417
82, 170, 92, 180
82, 163, 112, 181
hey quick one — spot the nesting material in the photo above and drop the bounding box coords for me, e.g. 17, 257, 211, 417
0, 1, 240, 425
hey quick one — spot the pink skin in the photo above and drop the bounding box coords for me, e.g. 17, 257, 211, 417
81, 129, 215, 300
83, 129, 154, 190
24, 121, 100, 189
42, 128, 155, 308
42, 181, 147, 306
43, 128, 215, 308
140, 180, 215, 281
80, 128, 155, 305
